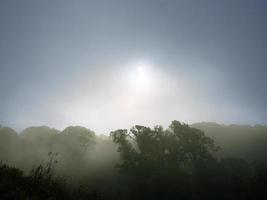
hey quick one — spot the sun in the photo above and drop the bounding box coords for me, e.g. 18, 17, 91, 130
137, 66, 144, 73
136, 64, 148, 83
124, 61, 153, 90
131, 62, 154, 90
137, 66, 145, 78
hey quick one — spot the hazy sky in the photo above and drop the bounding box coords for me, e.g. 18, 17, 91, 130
0, 0, 266, 133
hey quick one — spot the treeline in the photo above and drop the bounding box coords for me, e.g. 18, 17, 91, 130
192, 122, 267, 161
0, 121, 267, 199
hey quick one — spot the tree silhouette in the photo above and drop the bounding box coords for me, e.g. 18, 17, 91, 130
111, 121, 219, 176
111, 121, 220, 199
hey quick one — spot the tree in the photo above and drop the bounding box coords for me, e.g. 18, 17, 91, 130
111, 121, 219, 178
0, 127, 19, 163
111, 121, 220, 199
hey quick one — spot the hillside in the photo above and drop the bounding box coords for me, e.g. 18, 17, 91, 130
192, 122, 267, 161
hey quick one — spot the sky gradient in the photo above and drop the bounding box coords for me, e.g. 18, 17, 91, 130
0, 0, 266, 133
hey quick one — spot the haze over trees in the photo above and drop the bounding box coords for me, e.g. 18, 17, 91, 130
192, 122, 267, 162
0, 121, 267, 199
0, 0, 266, 199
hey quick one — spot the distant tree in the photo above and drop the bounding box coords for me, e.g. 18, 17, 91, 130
0, 127, 18, 163
61, 126, 96, 150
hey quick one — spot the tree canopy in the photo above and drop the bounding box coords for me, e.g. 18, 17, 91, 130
111, 120, 219, 180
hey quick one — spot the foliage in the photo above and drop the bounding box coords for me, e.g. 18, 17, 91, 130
1, 121, 267, 199
0, 160, 102, 200
111, 121, 267, 199
111, 121, 219, 178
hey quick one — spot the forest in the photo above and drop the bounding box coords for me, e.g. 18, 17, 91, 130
1, 0, 266, 199
0, 121, 267, 200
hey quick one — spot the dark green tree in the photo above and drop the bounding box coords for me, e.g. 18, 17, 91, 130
111, 121, 219, 178
111, 121, 220, 199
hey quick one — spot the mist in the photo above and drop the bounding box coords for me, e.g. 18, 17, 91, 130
1, 122, 267, 199
1, 0, 267, 132
0, 0, 266, 199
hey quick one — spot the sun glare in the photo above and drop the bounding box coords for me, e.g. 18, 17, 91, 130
135, 62, 151, 86
123, 61, 155, 92
137, 66, 144, 73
